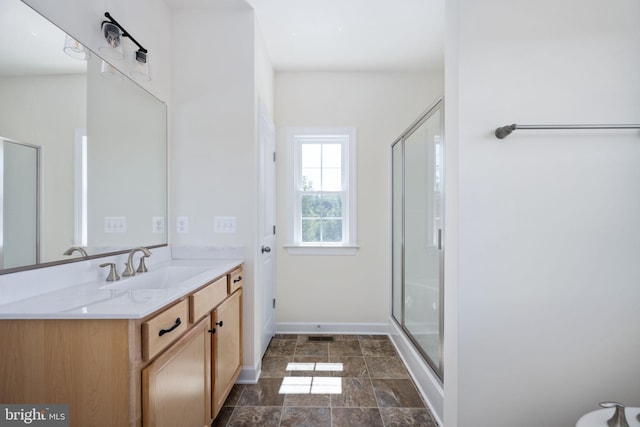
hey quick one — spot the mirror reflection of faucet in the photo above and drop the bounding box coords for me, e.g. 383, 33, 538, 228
63, 246, 88, 257
122, 247, 152, 277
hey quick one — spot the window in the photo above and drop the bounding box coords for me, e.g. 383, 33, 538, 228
285, 127, 358, 255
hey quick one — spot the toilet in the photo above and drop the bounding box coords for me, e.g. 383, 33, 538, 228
576, 406, 640, 427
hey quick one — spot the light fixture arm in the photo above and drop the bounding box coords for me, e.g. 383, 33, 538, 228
102, 12, 147, 54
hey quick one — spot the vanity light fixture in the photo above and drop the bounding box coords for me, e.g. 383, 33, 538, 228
100, 60, 123, 80
99, 12, 151, 81
63, 35, 90, 60
130, 49, 151, 81
99, 20, 124, 60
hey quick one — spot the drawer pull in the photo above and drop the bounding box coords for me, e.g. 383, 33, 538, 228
158, 317, 182, 336
233, 276, 242, 283
215, 321, 224, 327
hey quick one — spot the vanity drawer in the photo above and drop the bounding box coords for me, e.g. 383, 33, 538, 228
189, 276, 227, 323
142, 299, 189, 361
229, 267, 243, 294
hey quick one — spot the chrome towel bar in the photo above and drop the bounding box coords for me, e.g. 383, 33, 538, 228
495, 123, 640, 139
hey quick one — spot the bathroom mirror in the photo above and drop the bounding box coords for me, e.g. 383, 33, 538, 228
0, 0, 167, 273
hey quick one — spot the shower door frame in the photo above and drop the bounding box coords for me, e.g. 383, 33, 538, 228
391, 97, 444, 381
0, 137, 42, 269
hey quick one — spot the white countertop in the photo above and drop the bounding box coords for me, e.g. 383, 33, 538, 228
0, 257, 243, 320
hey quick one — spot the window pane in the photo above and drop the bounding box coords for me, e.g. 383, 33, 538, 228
321, 194, 342, 217
301, 144, 321, 168
302, 168, 321, 191
323, 219, 342, 242
301, 194, 322, 217
322, 167, 342, 191
322, 143, 342, 168
302, 219, 321, 242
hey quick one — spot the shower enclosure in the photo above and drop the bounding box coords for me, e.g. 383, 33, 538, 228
391, 98, 444, 379
0, 138, 40, 269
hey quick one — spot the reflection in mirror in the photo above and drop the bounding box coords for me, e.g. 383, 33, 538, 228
1, 138, 40, 269
0, 0, 167, 274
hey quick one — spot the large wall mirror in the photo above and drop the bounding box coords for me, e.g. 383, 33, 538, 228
0, 0, 167, 273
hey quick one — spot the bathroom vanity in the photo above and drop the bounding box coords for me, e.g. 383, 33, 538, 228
0, 260, 243, 427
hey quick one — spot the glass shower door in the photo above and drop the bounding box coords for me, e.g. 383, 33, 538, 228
1, 138, 40, 269
391, 100, 444, 379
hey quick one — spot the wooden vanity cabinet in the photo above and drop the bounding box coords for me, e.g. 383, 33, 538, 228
212, 287, 242, 417
142, 316, 211, 427
0, 264, 243, 427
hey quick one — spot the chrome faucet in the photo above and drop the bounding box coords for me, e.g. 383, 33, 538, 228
600, 402, 630, 427
122, 247, 152, 277
63, 246, 88, 257
99, 263, 120, 281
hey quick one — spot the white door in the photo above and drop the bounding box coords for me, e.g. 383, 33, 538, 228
258, 105, 276, 357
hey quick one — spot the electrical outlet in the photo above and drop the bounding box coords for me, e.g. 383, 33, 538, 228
176, 216, 189, 234
214, 216, 236, 233
152, 216, 165, 234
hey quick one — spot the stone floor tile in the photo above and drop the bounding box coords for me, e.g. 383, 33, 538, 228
331, 408, 384, 427
379, 407, 439, 427
226, 406, 281, 427
371, 379, 426, 408
330, 377, 377, 408
280, 407, 331, 427
237, 378, 286, 407
365, 356, 409, 379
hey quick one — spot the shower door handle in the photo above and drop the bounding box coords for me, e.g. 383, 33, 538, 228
437, 229, 443, 250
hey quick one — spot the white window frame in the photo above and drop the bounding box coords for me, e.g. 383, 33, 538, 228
285, 127, 358, 255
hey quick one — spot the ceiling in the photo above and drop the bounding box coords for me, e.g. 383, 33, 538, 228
0, 0, 86, 76
1, 0, 444, 75
168, 0, 445, 72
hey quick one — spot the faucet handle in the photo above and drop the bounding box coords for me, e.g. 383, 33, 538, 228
99, 263, 121, 282
137, 255, 149, 273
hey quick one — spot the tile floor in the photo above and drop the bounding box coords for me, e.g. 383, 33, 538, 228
212, 334, 438, 427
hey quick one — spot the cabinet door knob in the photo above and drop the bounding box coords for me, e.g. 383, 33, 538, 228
208, 328, 216, 334
215, 321, 224, 327
261, 246, 271, 254
158, 318, 181, 336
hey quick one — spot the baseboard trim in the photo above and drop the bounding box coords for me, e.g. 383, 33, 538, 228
237, 363, 261, 384
389, 319, 444, 426
276, 322, 390, 335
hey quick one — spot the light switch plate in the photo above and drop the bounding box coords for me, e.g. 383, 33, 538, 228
104, 216, 126, 234
214, 216, 236, 233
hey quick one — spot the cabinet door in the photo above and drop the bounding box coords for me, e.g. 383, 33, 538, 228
212, 289, 242, 417
143, 317, 211, 427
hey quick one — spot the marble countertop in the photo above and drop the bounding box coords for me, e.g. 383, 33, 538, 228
0, 258, 243, 320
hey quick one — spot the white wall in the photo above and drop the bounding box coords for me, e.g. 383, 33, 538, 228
275, 71, 443, 329
255, 22, 274, 119
86, 54, 166, 250
447, 0, 640, 426
0, 74, 86, 262
171, 6, 265, 377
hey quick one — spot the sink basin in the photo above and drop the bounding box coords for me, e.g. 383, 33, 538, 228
99, 264, 212, 291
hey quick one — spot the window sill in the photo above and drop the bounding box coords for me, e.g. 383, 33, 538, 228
283, 245, 360, 256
